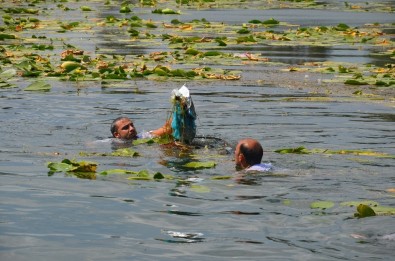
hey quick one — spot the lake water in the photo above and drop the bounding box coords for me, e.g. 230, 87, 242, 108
0, 1, 394, 260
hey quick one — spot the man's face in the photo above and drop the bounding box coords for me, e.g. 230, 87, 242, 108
114, 118, 137, 140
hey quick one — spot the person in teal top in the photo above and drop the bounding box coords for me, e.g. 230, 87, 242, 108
234, 138, 273, 172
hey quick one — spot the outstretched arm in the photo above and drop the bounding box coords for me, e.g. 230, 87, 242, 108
150, 119, 172, 137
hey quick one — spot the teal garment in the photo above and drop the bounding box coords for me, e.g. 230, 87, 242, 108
171, 99, 196, 144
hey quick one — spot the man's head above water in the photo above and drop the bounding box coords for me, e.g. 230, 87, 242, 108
111, 117, 137, 140
234, 138, 263, 170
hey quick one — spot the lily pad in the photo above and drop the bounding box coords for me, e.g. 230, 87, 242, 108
110, 148, 139, 157
100, 169, 135, 175
190, 185, 211, 193
60, 61, 83, 72
47, 159, 97, 175
340, 200, 379, 207
372, 206, 395, 215
24, 81, 51, 91
182, 161, 216, 169
210, 176, 232, 180
0, 81, 16, 89
274, 147, 310, 154
80, 6, 93, 11
344, 79, 368, 85
355, 204, 376, 218
47, 162, 75, 173
133, 138, 155, 145
0, 69, 17, 80
0, 33, 16, 40
126, 170, 172, 180
310, 201, 335, 210
152, 8, 180, 15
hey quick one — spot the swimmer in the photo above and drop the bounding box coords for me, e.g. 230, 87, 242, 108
234, 138, 273, 171
111, 116, 172, 140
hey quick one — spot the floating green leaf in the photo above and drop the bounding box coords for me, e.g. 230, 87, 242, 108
120, 6, 131, 13
185, 48, 200, 55
127, 170, 171, 180
190, 185, 210, 193
47, 162, 75, 173
344, 79, 368, 85
203, 51, 222, 57
132, 138, 155, 145
47, 159, 97, 175
237, 28, 250, 34
274, 147, 393, 158
326, 149, 393, 157
24, 81, 51, 91
334, 23, 350, 31
0, 33, 16, 40
152, 8, 180, 14
340, 200, 379, 207
71, 172, 96, 180
248, 19, 262, 24
372, 206, 395, 215
60, 61, 83, 72
110, 148, 139, 157
80, 148, 139, 159
211, 176, 232, 180
262, 18, 279, 25
341, 201, 395, 216
100, 168, 172, 180
80, 6, 93, 11
310, 201, 335, 210
0, 69, 16, 80
183, 161, 216, 169
355, 204, 376, 218
62, 159, 97, 172
153, 172, 165, 179
100, 169, 135, 175
274, 147, 310, 154
0, 81, 16, 89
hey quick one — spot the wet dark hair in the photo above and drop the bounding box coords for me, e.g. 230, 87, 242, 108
111, 117, 128, 137
239, 142, 263, 166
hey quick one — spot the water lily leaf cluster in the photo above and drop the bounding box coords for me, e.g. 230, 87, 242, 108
286, 61, 395, 87
101, 169, 173, 180
171, 0, 393, 12
306, 199, 395, 217
47, 158, 173, 181
79, 148, 140, 157
275, 146, 394, 158
0, 1, 393, 89
47, 159, 98, 179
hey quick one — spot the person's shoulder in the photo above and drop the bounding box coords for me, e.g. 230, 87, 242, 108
137, 131, 154, 139
247, 163, 273, 172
